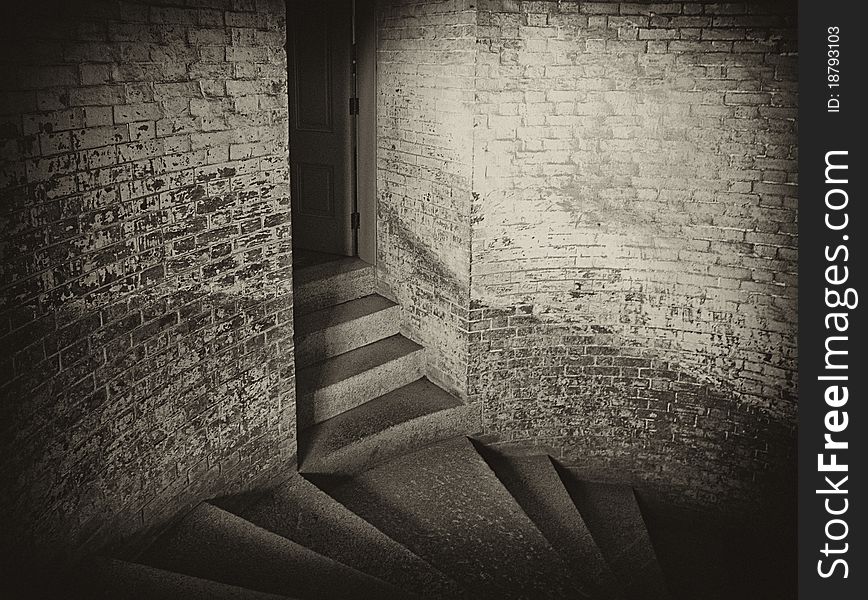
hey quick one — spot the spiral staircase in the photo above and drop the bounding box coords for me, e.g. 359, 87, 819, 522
68, 431, 793, 600
56, 252, 793, 599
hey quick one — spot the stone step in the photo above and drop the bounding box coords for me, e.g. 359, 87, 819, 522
293, 256, 374, 315
299, 377, 478, 475
558, 472, 672, 600
294, 294, 401, 369
227, 473, 469, 600
296, 334, 424, 429
310, 436, 594, 600
137, 503, 410, 600
76, 557, 294, 600
473, 449, 625, 600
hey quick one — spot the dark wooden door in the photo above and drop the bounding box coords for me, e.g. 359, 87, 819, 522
288, 0, 354, 256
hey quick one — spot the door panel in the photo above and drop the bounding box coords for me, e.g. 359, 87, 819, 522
288, 0, 354, 256
297, 163, 335, 217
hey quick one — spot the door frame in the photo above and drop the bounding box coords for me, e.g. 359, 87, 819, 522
354, 0, 377, 265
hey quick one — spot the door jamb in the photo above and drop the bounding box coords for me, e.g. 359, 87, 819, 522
354, 0, 377, 265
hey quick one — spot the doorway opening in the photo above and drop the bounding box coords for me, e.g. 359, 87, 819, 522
286, 0, 376, 268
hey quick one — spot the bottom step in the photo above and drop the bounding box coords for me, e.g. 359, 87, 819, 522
137, 503, 409, 599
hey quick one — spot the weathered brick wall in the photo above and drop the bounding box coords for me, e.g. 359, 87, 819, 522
0, 0, 294, 562
470, 0, 797, 507
375, 0, 477, 398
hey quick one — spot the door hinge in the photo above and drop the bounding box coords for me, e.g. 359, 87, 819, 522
351, 211, 360, 229
349, 97, 359, 115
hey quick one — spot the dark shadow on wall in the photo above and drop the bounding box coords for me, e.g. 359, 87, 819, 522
0, 0, 295, 577
377, 196, 468, 304
468, 302, 796, 515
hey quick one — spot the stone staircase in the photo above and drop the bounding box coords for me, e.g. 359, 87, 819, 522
49, 254, 794, 599
291, 254, 476, 474
66, 432, 792, 600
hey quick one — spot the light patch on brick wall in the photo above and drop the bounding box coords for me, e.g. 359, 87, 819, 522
376, 0, 477, 398
468, 0, 797, 507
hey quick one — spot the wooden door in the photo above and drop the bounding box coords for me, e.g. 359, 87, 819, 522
288, 0, 354, 256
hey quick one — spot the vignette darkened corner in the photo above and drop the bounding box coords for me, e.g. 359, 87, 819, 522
1, 1, 797, 598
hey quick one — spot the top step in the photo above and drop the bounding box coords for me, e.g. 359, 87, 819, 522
294, 255, 374, 316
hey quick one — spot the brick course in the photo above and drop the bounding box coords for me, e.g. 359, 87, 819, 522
0, 0, 293, 561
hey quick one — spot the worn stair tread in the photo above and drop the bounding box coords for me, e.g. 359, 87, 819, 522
475, 450, 625, 600
294, 256, 370, 285
297, 333, 425, 427
559, 474, 672, 600
229, 474, 469, 599
78, 557, 294, 600
297, 334, 422, 392
293, 256, 374, 315
295, 294, 397, 336
310, 436, 593, 600
294, 294, 401, 368
137, 503, 410, 600
301, 377, 461, 458
299, 380, 480, 475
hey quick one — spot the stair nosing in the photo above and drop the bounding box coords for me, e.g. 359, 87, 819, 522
299, 378, 464, 468
297, 334, 423, 393
294, 294, 399, 338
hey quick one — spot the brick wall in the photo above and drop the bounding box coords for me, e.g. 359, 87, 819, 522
0, 0, 294, 562
375, 0, 478, 398
469, 0, 797, 507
